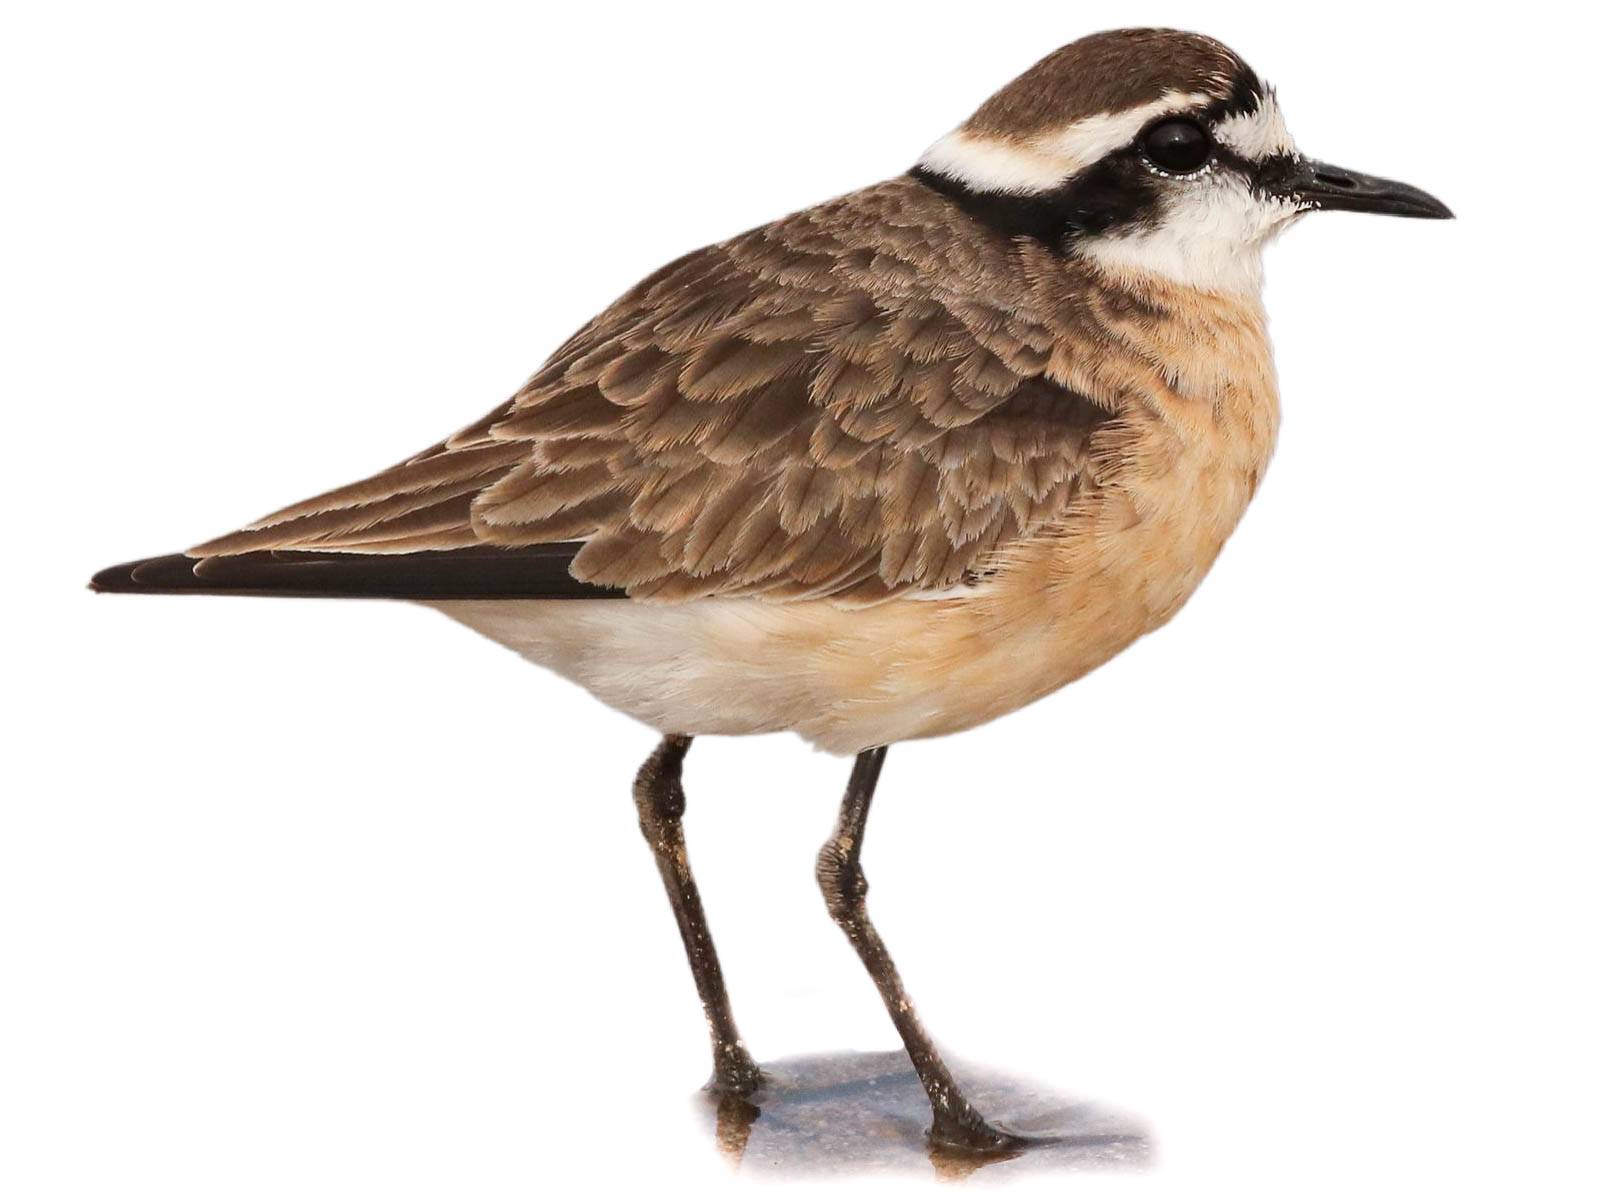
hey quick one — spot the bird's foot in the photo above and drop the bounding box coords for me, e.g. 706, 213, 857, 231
706, 1044, 765, 1098
927, 1103, 1030, 1157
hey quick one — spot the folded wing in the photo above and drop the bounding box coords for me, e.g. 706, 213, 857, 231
112, 179, 1122, 603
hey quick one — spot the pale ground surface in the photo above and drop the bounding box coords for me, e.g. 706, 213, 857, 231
697, 1051, 1151, 1179
5, 2, 1601, 1200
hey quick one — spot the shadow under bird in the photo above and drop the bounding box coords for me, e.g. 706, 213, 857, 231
92, 28, 1451, 1154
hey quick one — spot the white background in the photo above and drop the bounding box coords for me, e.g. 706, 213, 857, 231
4, 1, 1599, 1198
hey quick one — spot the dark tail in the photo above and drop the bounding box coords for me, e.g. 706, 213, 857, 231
90, 554, 217, 594
87, 545, 625, 600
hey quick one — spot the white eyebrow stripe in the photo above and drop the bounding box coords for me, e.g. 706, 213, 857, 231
917, 90, 1216, 195
916, 129, 1073, 193
1213, 94, 1296, 160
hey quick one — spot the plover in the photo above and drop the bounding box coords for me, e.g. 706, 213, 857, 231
92, 28, 1451, 1152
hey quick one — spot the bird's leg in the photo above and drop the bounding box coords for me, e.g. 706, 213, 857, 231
815, 746, 1017, 1153
633, 735, 762, 1096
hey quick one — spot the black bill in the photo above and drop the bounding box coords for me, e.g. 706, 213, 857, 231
1278, 158, 1453, 219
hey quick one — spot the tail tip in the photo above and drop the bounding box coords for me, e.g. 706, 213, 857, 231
89, 554, 199, 594
88, 560, 139, 593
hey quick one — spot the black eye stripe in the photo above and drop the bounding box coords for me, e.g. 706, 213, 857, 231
907, 83, 1288, 252
909, 155, 1160, 248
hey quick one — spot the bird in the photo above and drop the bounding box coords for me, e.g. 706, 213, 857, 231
91, 27, 1451, 1153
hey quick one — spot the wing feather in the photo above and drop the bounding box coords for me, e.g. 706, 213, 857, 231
163, 177, 1126, 602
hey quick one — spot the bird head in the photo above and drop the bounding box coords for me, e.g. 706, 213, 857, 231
912, 28, 1451, 295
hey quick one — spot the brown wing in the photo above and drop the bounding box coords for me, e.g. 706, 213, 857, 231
176, 178, 1120, 603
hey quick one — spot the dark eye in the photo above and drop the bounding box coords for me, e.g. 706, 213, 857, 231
1142, 118, 1212, 174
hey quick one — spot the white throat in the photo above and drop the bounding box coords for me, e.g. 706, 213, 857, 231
1077, 173, 1304, 296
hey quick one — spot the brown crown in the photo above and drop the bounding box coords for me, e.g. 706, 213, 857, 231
965, 28, 1260, 138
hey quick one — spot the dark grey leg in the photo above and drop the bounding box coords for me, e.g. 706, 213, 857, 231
815, 746, 1017, 1152
634, 735, 762, 1095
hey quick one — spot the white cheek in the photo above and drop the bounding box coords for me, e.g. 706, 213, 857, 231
1078, 175, 1305, 296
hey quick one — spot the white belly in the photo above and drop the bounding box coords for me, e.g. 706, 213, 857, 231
431, 572, 1157, 757
430, 597, 965, 755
